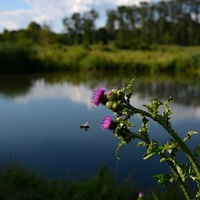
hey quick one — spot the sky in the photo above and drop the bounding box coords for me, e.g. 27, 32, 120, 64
0, 0, 155, 33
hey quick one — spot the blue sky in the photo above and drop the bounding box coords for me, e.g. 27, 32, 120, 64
0, 1, 31, 11
0, 0, 154, 33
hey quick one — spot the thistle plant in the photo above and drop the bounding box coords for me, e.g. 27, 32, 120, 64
91, 78, 200, 200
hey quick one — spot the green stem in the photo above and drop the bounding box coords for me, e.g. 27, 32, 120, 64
125, 130, 150, 143
127, 127, 192, 199
161, 152, 192, 200
126, 104, 200, 198
128, 105, 200, 178
160, 121, 200, 179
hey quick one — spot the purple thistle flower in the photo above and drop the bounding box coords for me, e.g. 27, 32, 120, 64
91, 87, 106, 107
101, 116, 112, 130
138, 192, 144, 198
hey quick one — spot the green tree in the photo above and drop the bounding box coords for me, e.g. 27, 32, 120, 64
71, 13, 83, 44
63, 16, 76, 44
27, 21, 41, 43
39, 22, 58, 45
106, 9, 118, 41
96, 27, 109, 44
82, 9, 99, 44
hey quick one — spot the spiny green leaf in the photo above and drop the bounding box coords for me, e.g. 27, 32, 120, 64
161, 142, 169, 150
166, 96, 173, 104
171, 160, 187, 182
138, 116, 149, 136
150, 98, 163, 104
196, 190, 200, 198
143, 98, 164, 118
189, 175, 198, 181
160, 157, 169, 163
158, 142, 180, 159
123, 78, 136, 102
143, 151, 156, 160
163, 97, 173, 118
137, 141, 147, 147
154, 174, 174, 186
115, 139, 127, 160
126, 78, 136, 93
183, 131, 198, 142
143, 104, 153, 113
142, 141, 158, 160
151, 191, 159, 200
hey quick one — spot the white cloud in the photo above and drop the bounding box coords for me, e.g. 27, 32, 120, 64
13, 79, 93, 109
0, 0, 152, 33
0, 9, 30, 30
12, 79, 200, 124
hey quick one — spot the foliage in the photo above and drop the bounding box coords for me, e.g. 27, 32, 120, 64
0, 0, 200, 73
1, 43, 200, 74
0, 163, 183, 200
0, 41, 40, 72
92, 78, 200, 200
0, 0, 200, 47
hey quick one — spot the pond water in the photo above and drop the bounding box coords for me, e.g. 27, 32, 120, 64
0, 73, 200, 188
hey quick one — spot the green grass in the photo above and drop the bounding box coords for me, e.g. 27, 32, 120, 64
39, 44, 200, 75
1, 42, 200, 74
0, 164, 183, 200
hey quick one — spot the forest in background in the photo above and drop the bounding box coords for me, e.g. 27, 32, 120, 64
0, 0, 200, 49
0, 0, 200, 74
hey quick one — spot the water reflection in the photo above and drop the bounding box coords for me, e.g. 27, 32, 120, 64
0, 73, 200, 188
1, 73, 200, 106
12, 79, 93, 109
3, 76, 200, 124
133, 80, 200, 106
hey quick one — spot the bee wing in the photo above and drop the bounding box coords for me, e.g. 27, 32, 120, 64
83, 122, 88, 126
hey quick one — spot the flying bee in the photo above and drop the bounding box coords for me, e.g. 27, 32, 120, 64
79, 122, 89, 131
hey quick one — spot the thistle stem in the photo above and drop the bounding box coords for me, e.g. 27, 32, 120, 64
126, 104, 200, 199
126, 128, 191, 199
125, 130, 150, 143
160, 152, 192, 200
128, 105, 200, 176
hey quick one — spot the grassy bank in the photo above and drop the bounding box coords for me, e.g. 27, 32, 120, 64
0, 164, 182, 200
0, 42, 200, 74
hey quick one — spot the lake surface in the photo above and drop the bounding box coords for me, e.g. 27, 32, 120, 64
0, 73, 200, 188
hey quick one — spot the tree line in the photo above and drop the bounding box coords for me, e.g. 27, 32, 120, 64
0, 0, 200, 50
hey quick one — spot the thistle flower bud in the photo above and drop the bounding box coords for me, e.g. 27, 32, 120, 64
106, 101, 113, 109
111, 89, 118, 94
115, 116, 121, 122
112, 101, 119, 111
116, 90, 123, 98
